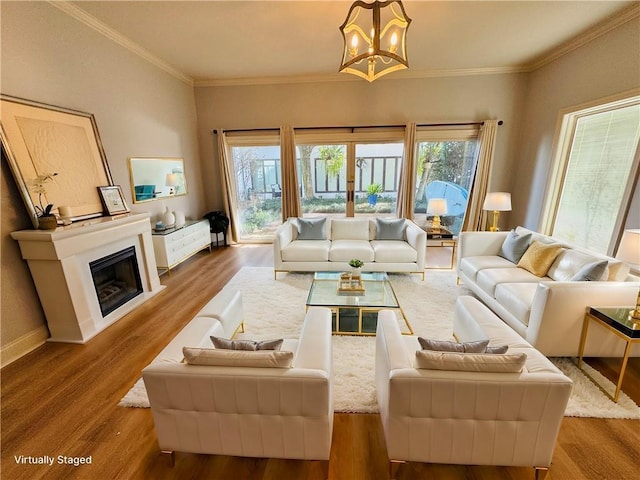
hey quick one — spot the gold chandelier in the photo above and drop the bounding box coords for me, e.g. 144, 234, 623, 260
339, 0, 411, 82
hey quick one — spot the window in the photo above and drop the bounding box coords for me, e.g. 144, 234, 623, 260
545, 96, 640, 254
413, 128, 479, 235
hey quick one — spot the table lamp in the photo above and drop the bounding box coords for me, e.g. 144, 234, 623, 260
165, 173, 178, 195
427, 198, 447, 231
616, 229, 640, 322
483, 192, 511, 232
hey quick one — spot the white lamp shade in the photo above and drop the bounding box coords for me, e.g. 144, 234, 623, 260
165, 173, 178, 187
427, 198, 448, 216
483, 192, 512, 211
616, 229, 640, 268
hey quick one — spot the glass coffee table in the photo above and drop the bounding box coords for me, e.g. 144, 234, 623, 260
306, 272, 413, 335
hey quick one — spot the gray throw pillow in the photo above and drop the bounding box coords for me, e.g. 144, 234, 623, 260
499, 229, 532, 263
418, 337, 489, 353
210, 336, 283, 351
485, 345, 509, 354
297, 217, 326, 240
375, 218, 405, 240
570, 260, 608, 281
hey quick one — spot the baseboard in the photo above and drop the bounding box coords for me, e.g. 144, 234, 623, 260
1, 326, 50, 368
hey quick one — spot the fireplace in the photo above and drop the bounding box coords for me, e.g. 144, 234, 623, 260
90, 246, 143, 317
11, 213, 164, 343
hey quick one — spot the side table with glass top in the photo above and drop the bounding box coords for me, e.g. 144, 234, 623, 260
577, 306, 640, 403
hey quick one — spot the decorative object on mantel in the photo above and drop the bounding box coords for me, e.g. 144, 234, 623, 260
483, 191, 512, 232
27, 172, 59, 230
0, 95, 114, 228
338, 0, 411, 82
58, 205, 73, 226
97, 185, 130, 216
162, 207, 176, 228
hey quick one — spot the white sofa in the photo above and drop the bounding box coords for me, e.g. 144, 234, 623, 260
375, 297, 572, 480
456, 227, 640, 357
273, 217, 426, 278
142, 301, 334, 465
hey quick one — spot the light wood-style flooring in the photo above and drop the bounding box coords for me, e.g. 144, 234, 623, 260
2, 244, 639, 480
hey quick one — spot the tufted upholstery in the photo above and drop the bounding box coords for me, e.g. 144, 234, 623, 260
375, 298, 572, 478
143, 306, 334, 462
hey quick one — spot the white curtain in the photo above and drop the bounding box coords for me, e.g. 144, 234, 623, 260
396, 122, 417, 219
462, 119, 499, 232
280, 126, 301, 222
216, 130, 239, 243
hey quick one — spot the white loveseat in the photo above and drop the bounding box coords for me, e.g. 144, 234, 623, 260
457, 227, 640, 357
142, 304, 334, 464
273, 217, 426, 278
375, 297, 572, 480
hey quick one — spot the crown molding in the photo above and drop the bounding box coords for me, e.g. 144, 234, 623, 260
48, 1, 194, 86
526, 3, 640, 71
193, 65, 528, 88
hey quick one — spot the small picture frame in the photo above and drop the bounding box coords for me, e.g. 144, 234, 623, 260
97, 185, 130, 216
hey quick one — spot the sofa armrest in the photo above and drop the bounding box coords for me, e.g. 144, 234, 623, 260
456, 231, 509, 268
273, 219, 295, 268
527, 281, 640, 356
293, 307, 332, 373
404, 220, 427, 269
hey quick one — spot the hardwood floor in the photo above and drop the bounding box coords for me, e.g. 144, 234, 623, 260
2, 244, 639, 480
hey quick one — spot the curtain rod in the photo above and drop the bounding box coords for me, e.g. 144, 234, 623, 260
212, 120, 503, 135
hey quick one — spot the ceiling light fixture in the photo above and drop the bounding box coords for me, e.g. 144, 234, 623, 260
339, 0, 411, 82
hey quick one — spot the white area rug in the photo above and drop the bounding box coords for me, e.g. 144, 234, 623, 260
120, 267, 640, 419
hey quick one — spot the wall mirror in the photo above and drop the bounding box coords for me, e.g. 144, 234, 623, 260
128, 157, 188, 203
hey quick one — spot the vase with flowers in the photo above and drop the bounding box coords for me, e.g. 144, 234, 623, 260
28, 172, 59, 230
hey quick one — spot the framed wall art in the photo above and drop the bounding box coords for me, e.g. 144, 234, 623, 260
0, 95, 114, 228
97, 185, 130, 215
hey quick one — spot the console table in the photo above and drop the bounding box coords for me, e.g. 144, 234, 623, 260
152, 220, 210, 274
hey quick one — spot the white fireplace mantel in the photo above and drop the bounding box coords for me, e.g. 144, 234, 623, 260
11, 213, 165, 343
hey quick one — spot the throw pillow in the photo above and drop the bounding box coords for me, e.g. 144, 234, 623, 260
375, 218, 405, 240
297, 217, 326, 240
517, 241, 563, 277
418, 337, 489, 353
210, 336, 283, 351
570, 260, 609, 281
183, 347, 293, 368
498, 229, 532, 263
485, 345, 509, 354
415, 350, 527, 373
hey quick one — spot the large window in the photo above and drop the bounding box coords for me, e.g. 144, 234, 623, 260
413, 129, 479, 235
546, 97, 639, 254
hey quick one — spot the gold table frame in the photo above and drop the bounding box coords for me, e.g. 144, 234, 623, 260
577, 306, 640, 403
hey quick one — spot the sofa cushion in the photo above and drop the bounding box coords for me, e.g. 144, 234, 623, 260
182, 347, 294, 368
281, 240, 331, 261
498, 229, 532, 263
571, 260, 609, 282
548, 249, 608, 281
459, 256, 517, 282
418, 337, 489, 353
211, 336, 283, 351
414, 350, 527, 373
297, 217, 327, 240
331, 218, 369, 241
329, 240, 375, 262
375, 218, 405, 240
371, 241, 417, 263
477, 268, 545, 297
518, 241, 563, 277
494, 282, 539, 326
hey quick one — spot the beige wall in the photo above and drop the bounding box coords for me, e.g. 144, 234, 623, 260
1, 2, 204, 360
515, 18, 640, 231
194, 74, 528, 213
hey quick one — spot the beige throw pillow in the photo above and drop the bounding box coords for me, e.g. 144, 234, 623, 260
418, 337, 489, 353
415, 350, 527, 373
183, 347, 293, 368
517, 241, 563, 277
211, 336, 283, 351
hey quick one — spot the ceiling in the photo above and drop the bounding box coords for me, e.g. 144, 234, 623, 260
61, 1, 638, 85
